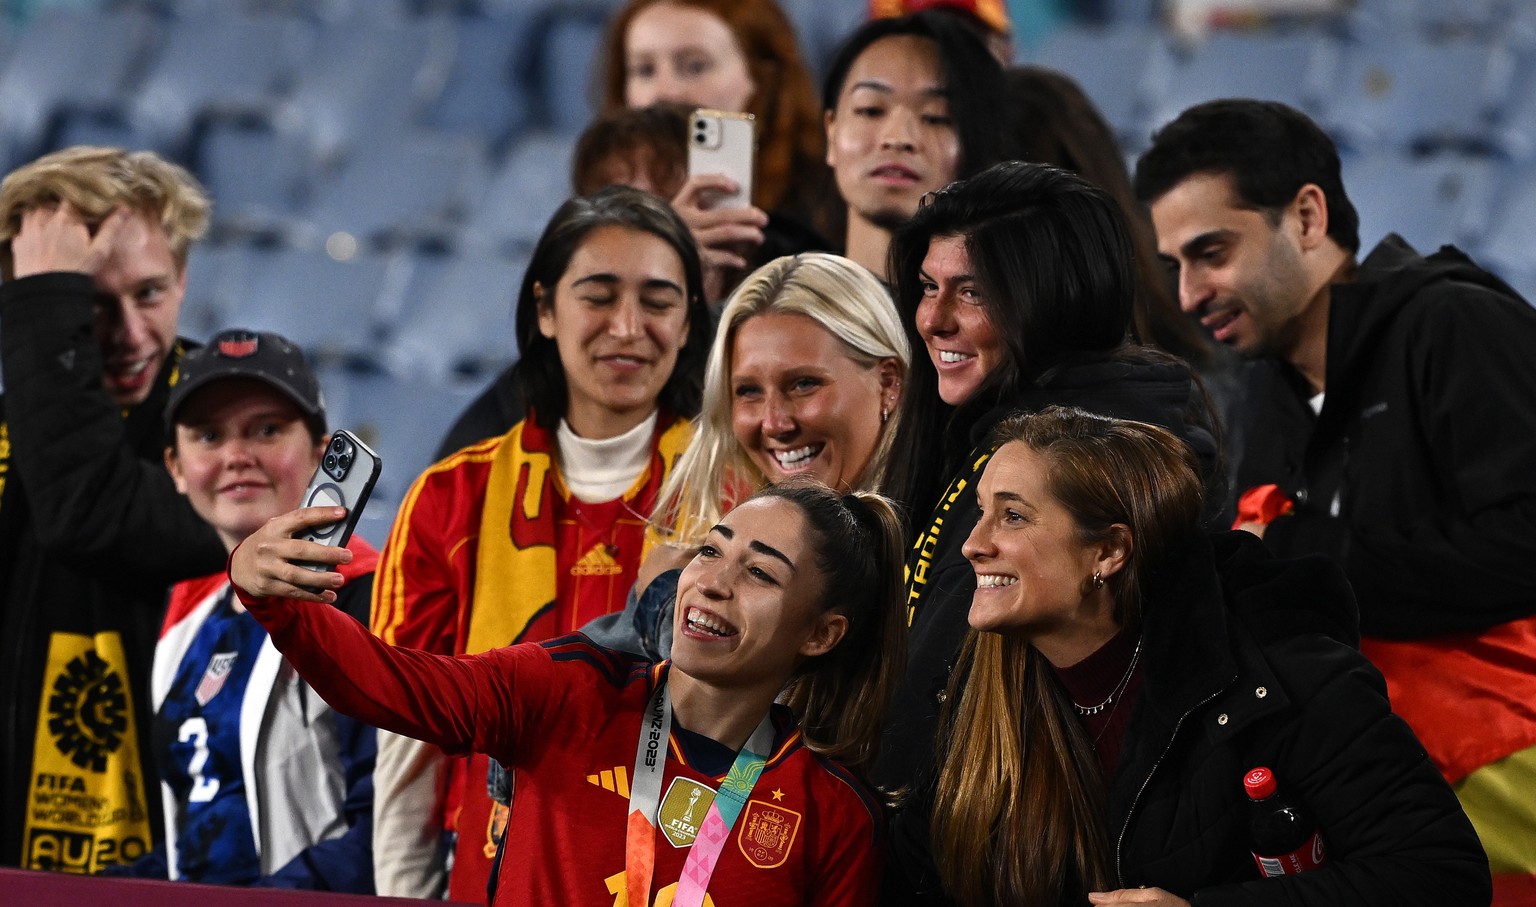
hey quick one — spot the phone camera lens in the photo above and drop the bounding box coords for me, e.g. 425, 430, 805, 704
332, 437, 346, 452
324, 453, 337, 471
338, 453, 352, 471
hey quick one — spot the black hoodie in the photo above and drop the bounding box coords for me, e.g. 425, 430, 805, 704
1235, 234, 1536, 638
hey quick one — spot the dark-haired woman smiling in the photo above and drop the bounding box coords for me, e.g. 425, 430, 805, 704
231, 481, 907, 906
900, 407, 1488, 905
367, 186, 708, 898
873, 162, 1223, 798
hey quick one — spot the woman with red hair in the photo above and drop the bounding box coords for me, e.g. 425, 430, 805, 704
601, 0, 834, 301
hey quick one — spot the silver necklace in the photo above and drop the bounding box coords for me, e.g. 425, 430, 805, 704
1073, 637, 1143, 716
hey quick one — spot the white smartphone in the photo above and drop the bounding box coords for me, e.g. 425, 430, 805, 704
687, 108, 756, 209
296, 429, 382, 571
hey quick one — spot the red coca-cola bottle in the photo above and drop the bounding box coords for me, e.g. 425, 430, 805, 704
1244, 766, 1327, 877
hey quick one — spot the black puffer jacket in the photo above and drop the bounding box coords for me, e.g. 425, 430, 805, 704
872, 350, 1221, 793
885, 533, 1491, 905
1114, 532, 1488, 904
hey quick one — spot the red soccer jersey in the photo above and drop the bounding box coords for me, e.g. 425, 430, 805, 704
245, 588, 883, 907
367, 419, 685, 897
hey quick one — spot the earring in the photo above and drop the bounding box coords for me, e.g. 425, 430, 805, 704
1091, 570, 1104, 589
881, 407, 890, 424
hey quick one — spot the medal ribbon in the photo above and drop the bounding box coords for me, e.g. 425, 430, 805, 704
625, 667, 774, 907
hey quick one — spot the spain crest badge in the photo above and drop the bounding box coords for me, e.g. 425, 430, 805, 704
736, 799, 801, 869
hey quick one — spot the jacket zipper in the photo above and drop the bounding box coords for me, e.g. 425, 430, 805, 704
1114, 687, 1225, 887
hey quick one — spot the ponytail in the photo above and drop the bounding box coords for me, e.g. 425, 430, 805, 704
752, 480, 907, 778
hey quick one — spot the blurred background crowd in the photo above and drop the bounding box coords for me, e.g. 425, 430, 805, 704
1, 0, 1532, 534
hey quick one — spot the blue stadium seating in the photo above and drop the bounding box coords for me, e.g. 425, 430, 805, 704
1148, 32, 1340, 130
275, 14, 457, 171
459, 131, 579, 256
290, 131, 491, 252
1321, 34, 1514, 153
220, 247, 399, 363
195, 123, 313, 240
383, 252, 525, 383
316, 364, 486, 508
1479, 162, 1536, 295
422, 9, 537, 153
0, 7, 153, 169
1341, 151, 1498, 254
128, 11, 308, 161
529, 4, 609, 135
1029, 24, 1172, 149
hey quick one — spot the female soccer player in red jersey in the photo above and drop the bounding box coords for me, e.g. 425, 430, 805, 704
231, 479, 904, 906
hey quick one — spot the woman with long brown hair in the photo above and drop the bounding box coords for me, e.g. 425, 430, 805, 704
888, 406, 1489, 906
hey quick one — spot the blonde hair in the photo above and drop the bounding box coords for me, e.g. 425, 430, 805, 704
0, 146, 211, 278
652, 253, 909, 544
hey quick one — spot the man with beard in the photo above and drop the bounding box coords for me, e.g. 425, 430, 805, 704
1138, 99, 1536, 897
0, 147, 225, 874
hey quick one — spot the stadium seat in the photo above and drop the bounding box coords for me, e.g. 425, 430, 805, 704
220, 247, 403, 364
1029, 25, 1173, 149
128, 11, 310, 161
0, 7, 154, 169
527, 4, 609, 135
1321, 35, 1514, 153
290, 131, 491, 252
1341, 150, 1497, 254
1149, 32, 1340, 129
274, 15, 457, 171
422, 9, 536, 153
1478, 162, 1536, 296
459, 131, 578, 255
382, 251, 525, 383
193, 122, 313, 241
179, 242, 256, 341
317, 364, 486, 509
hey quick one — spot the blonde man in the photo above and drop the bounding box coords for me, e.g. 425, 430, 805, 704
0, 146, 225, 873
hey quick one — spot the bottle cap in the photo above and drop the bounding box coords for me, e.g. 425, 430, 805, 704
1244, 766, 1277, 799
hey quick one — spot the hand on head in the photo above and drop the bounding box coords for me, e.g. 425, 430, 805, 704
11, 201, 131, 278
229, 506, 353, 603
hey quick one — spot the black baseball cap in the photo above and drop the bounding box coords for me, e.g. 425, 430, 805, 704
166, 329, 325, 427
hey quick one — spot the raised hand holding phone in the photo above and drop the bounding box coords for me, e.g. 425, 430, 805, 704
676, 108, 768, 301
295, 430, 381, 568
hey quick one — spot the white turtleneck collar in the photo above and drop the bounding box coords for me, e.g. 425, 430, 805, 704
556, 411, 658, 503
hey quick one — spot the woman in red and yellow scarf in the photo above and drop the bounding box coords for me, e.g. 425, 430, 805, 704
367, 187, 709, 900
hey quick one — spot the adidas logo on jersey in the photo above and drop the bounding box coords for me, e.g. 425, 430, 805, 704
572, 543, 622, 577
587, 765, 631, 798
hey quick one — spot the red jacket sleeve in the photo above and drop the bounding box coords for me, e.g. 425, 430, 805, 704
370, 441, 499, 654
242, 581, 556, 763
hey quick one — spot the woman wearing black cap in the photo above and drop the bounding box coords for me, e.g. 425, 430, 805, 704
102, 329, 377, 892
